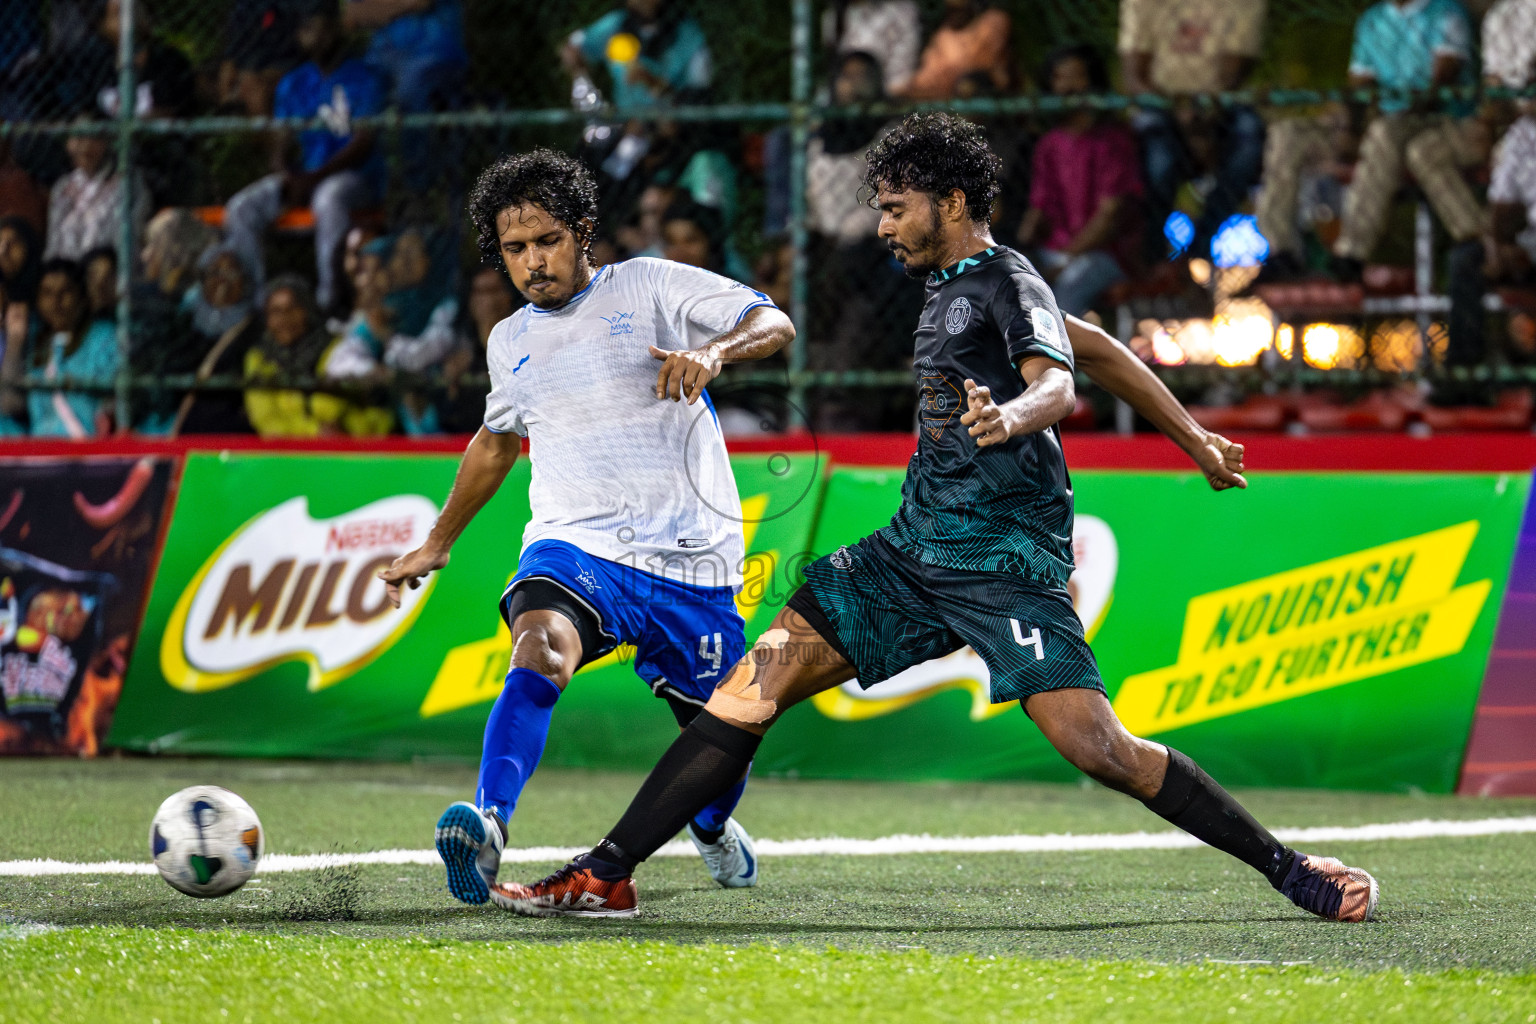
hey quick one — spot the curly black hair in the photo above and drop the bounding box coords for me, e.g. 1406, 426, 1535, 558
862, 112, 1002, 223
468, 148, 600, 266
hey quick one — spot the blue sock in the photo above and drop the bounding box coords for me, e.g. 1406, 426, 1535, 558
475, 667, 562, 826
690, 765, 751, 840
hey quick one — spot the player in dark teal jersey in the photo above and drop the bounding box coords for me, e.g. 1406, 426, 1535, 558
494, 114, 1380, 925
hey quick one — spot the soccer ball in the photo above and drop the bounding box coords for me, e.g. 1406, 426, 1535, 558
149, 786, 264, 898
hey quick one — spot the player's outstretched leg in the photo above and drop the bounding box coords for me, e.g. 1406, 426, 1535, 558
440, 610, 575, 905
1027, 688, 1379, 922
490, 604, 853, 917
676, 705, 755, 887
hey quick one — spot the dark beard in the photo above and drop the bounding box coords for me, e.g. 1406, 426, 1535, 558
891, 209, 946, 280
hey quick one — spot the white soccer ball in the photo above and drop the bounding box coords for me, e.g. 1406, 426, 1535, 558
149, 786, 264, 898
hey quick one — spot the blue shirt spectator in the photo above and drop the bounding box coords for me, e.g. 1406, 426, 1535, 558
1349, 0, 1473, 113
569, 3, 712, 108
346, 0, 467, 111
274, 58, 386, 191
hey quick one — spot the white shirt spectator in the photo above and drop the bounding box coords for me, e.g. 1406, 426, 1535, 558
806, 129, 889, 243
1119, 0, 1266, 95
1490, 116, 1536, 262
822, 0, 921, 93
44, 166, 150, 261
1482, 0, 1536, 89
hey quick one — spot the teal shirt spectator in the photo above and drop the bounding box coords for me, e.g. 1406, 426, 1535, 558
669, 153, 753, 281
1349, 0, 1474, 114
28, 321, 119, 437
574, 9, 712, 108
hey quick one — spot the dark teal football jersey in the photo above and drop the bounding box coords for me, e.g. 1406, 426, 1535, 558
880, 246, 1076, 587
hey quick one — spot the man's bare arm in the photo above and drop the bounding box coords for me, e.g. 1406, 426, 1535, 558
1066, 315, 1246, 490
378, 426, 521, 606
1121, 51, 1154, 96
651, 305, 796, 404
961, 356, 1076, 447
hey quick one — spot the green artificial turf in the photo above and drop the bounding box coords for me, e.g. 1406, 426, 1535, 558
2, 931, 1533, 1024
3, 758, 1535, 1022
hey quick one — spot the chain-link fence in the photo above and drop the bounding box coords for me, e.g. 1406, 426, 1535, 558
0, 0, 1533, 440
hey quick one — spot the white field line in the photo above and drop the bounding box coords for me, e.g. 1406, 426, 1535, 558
3, 815, 1534, 878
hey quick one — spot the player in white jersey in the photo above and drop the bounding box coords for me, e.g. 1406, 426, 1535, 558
379, 149, 795, 907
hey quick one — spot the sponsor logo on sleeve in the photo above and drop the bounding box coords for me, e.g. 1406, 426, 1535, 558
1031, 308, 1060, 351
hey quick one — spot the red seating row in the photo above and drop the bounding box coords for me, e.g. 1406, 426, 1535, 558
1189, 388, 1534, 433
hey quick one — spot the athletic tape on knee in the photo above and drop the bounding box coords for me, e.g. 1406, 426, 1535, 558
709, 659, 776, 724
706, 631, 788, 725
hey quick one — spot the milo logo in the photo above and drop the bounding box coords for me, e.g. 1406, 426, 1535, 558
161, 495, 438, 693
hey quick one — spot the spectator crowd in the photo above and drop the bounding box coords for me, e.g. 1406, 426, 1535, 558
0, 0, 1531, 438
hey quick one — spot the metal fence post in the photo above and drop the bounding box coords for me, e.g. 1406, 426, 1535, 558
787, 0, 812, 423
113, 0, 138, 432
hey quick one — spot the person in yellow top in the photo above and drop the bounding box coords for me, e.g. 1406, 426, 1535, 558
243, 274, 392, 437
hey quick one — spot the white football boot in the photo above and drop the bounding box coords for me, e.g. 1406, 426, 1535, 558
687, 817, 758, 888
435, 801, 505, 905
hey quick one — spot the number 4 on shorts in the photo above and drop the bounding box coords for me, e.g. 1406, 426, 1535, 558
697, 633, 724, 676
1010, 620, 1044, 660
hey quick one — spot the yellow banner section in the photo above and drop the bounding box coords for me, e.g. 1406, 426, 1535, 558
418, 494, 774, 719
1175, 520, 1478, 661
1114, 521, 1490, 735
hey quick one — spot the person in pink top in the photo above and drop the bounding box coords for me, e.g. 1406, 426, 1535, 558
896, 0, 1012, 100
1016, 45, 1143, 317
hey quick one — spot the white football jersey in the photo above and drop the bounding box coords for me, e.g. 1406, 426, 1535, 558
484, 258, 771, 589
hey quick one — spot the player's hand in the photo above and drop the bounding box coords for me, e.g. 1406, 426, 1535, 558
377, 545, 449, 608
1192, 431, 1247, 490
960, 378, 1012, 447
650, 343, 722, 404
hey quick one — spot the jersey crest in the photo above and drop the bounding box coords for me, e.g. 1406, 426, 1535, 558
944, 297, 972, 335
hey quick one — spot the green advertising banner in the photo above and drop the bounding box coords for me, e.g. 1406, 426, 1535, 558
108, 449, 825, 763
750, 468, 1527, 793
111, 451, 1526, 794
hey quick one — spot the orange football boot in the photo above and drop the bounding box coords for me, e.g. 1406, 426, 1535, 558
1276, 853, 1379, 922
490, 862, 638, 918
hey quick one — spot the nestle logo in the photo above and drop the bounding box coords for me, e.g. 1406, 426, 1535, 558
326, 517, 415, 553
601, 311, 636, 336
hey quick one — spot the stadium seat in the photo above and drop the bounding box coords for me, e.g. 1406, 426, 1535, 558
1187, 394, 1290, 431
1295, 390, 1407, 432
192, 205, 386, 235
1419, 389, 1534, 432
1254, 281, 1366, 319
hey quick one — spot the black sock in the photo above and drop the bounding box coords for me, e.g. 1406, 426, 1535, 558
690, 823, 725, 845
579, 713, 762, 881
1143, 748, 1291, 886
